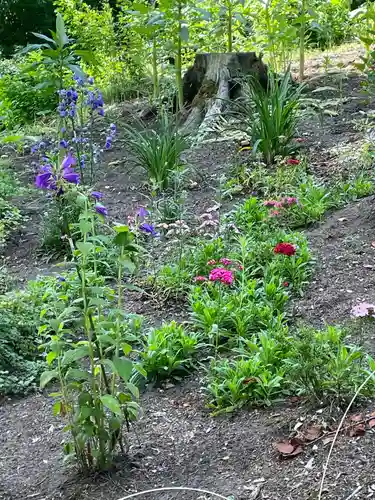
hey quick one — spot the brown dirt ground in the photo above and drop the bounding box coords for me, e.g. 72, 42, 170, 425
2, 47, 375, 500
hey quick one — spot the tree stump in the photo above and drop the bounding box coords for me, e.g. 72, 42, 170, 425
179, 52, 268, 136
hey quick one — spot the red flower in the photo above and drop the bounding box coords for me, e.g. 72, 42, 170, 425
238, 264, 244, 271
207, 259, 216, 266
283, 281, 289, 287
274, 242, 296, 256
287, 159, 300, 165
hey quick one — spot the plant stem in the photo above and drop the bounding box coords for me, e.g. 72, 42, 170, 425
152, 38, 159, 99
299, 0, 306, 81
176, 1, 184, 112
227, 0, 233, 52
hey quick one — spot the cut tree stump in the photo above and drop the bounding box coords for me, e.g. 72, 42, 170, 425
179, 52, 268, 136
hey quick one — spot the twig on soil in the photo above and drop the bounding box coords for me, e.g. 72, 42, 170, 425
317, 371, 375, 500
117, 486, 231, 500
343, 485, 363, 500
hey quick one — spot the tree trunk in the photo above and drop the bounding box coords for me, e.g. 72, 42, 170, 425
179, 52, 268, 137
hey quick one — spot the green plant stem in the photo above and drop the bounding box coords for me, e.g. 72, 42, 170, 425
227, 0, 233, 52
299, 0, 306, 81
152, 38, 159, 99
176, 1, 184, 112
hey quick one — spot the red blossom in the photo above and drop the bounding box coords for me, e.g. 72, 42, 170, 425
287, 159, 300, 165
238, 264, 244, 271
264, 200, 278, 207
274, 242, 296, 256
295, 138, 305, 143
283, 281, 289, 287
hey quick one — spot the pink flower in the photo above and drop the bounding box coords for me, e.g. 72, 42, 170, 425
287, 159, 300, 165
194, 276, 207, 283
295, 138, 304, 143
270, 210, 280, 217
238, 264, 244, 271
286, 197, 298, 206
219, 257, 232, 266
274, 201, 283, 208
207, 259, 216, 266
209, 267, 234, 285
264, 200, 277, 207
283, 281, 289, 287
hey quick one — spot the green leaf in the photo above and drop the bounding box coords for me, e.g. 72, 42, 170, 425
46, 352, 57, 365
31, 32, 55, 45
113, 224, 130, 233
127, 382, 139, 399
122, 343, 132, 355
113, 357, 133, 383
56, 13, 69, 47
66, 64, 85, 79
61, 346, 89, 366
65, 368, 91, 382
40, 370, 58, 388
79, 219, 92, 234
76, 242, 94, 256
53, 401, 61, 416
101, 394, 122, 415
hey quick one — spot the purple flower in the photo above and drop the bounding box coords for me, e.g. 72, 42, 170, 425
88, 77, 94, 84
140, 223, 159, 237
110, 123, 116, 132
35, 171, 55, 190
98, 108, 104, 117
91, 191, 103, 200
105, 137, 112, 149
63, 170, 80, 184
61, 152, 77, 170
95, 204, 108, 216
60, 110, 67, 118
57, 276, 66, 282
137, 206, 149, 219
60, 139, 68, 148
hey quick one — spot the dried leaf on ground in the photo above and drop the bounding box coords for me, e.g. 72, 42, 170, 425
304, 425, 323, 442
275, 440, 304, 458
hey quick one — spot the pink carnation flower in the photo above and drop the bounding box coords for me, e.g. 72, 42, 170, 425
219, 257, 232, 266
194, 276, 207, 283
209, 267, 234, 285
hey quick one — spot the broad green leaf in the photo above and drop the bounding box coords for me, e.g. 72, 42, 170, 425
113, 224, 130, 234
65, 368, 91, 382
127, 383, 139, 399
76, 242, 94, 256
79, 219, 92, 234
61, 346, 89, 366
40, 370, 58, 388
56, 13, 69, 47
122, 343, 132, 355
46, 352, 57, 365
113, 357, 133, 382
66, 64, 85, 79
101, 394, 122, 415
31, 32, 55, 44
53, 401, 61, 416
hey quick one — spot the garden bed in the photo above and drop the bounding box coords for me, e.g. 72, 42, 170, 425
1, 48, 375, 500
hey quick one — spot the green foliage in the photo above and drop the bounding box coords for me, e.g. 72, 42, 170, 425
123, 114, 187, 191
39, 200, 144, 471
0, 199, 22, 247
284, 325, 375, 404
0, 53, 58, 128
207, 325, 375, 413
140, 321, 200, 381
234, 72, 305, 165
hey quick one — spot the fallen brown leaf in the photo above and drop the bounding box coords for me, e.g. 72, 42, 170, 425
323, 436, 334, 446
275, 441, 294, 455
304, 425, 323, 442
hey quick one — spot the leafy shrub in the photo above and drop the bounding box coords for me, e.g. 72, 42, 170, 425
207, 325, 375, 412
123, 113, 187, 191
0, 53, 58, 128
233, 72, 304, 165
140, 321, 201, 381
284, 325, 375, 404
0, 199, 22, 247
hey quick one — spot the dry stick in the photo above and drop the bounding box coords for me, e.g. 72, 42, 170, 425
305, 416, 375, 447
343, 485, 363, 500
116, 487, 231, 500
317, 371, 375, 500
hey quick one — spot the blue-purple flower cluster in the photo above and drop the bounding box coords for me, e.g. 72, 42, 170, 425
105, 123, 117, 150
35, 152, 80, 193
58, 88, 79, 118
86, 89, 105, 116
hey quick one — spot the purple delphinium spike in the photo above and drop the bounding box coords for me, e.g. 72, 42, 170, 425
61, 152, 77, 170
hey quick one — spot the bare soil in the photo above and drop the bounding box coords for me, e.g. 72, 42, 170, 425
1, 47, 375, 500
